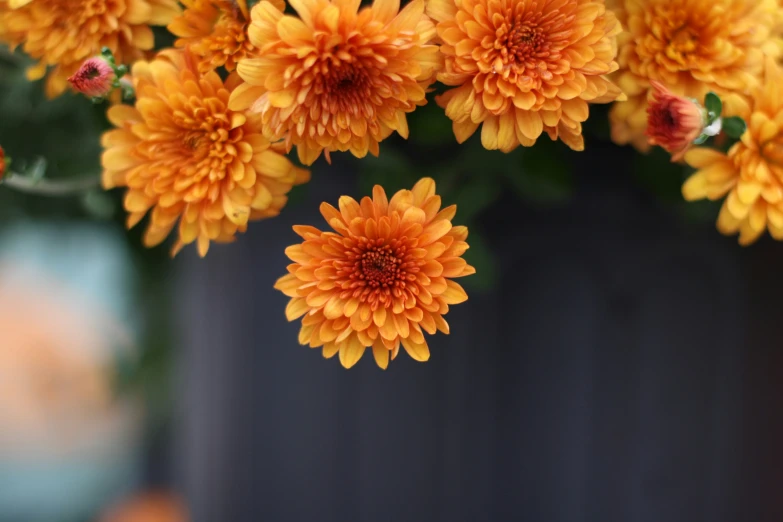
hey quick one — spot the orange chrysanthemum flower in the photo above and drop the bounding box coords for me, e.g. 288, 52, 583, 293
274, 178, 475, 369
682, 58, 783, 245
0, 0, 180, 98
168, 0, 283, 74
101, 50, 310, 257
426, 0, 624, 152
228, 0, 441, 165
608, 0, 783, 152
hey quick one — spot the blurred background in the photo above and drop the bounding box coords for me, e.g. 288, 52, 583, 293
2, 43, 783, 522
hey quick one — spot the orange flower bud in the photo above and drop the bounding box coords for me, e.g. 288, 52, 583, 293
646, 81, 707, 162
67, 57, 116, 98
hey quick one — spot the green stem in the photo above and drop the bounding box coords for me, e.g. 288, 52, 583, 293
2, 172, 101, 196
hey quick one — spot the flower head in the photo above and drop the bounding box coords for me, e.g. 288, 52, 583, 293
0, 146, 6, 180
274, 178, 475, 369
0, 0, 180, 98
426, 0, 624, 152
169, 0, 283, 74
608, 0, 783, 152
646, 81, 706, 162
67, 57, 116, 98
101, 50, 310, 257
683, 58, 783, 245
228, 0, 441, 165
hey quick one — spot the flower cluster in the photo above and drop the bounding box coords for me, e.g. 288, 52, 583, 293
608, 0, 782, 151
4, 0, 783, 369
682, 58, 783, 245
0, 0, 181, 98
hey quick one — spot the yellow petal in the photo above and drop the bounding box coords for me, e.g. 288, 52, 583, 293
737, 180, 762, 205
481, 116, 499, 149
425, 0, 456, 21
323, 342, 339, 359
338, 336, 366, 369
373, 0, 400, 24
253, 150, 293, 178
419, 219, 452, 246
516, 109, 543, 140
401, 337, 430, 362
285, 298, 309, 320
276, 16, 310, 45
274, 273, 301, 296
441, 280, 468, 304
323, 294, 344, 319
373, 306, 387, 327
749, 201, 767, 232
453, 119, 479, 143
411, 177, 436, 205
682, 172, 708, 201
372, 341, 390, 370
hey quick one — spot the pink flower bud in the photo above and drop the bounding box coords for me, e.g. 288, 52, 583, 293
67, 57, 116, 98
646, 81, 707, 162
0, 146, 6, 180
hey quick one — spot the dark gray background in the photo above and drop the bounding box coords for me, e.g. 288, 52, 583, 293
171, 145, 783, 522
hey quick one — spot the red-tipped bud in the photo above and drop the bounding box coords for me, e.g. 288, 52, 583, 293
67, 57, 116, 98
0, 146, 6, 180
646, 81, 707, 162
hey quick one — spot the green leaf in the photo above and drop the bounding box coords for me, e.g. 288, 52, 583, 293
704, 92, 722, 121
722, 116, 747, 139
693, 134, 709, 145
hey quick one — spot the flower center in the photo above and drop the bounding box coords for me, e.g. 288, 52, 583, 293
333, 238, 418, 309
358, 245, 401, 288
665, 26, 699, 67
84, 64, 101, 79
321, 63, 371, 115
660, 106, 677, 131
487, 6, 570, 81
183, 131, 204, 150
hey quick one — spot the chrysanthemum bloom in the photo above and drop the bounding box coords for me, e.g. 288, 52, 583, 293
101, 50, 310, 257
169, 0, 284, 74
426, 0, 624, 152
274, 178, 475, 369
228, 0, 441, 165
682, 58, 783, 245
67, 57, 117, 98
0, 0, 180, 98
608, 0, 783, 152
646, 81, 707, 162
